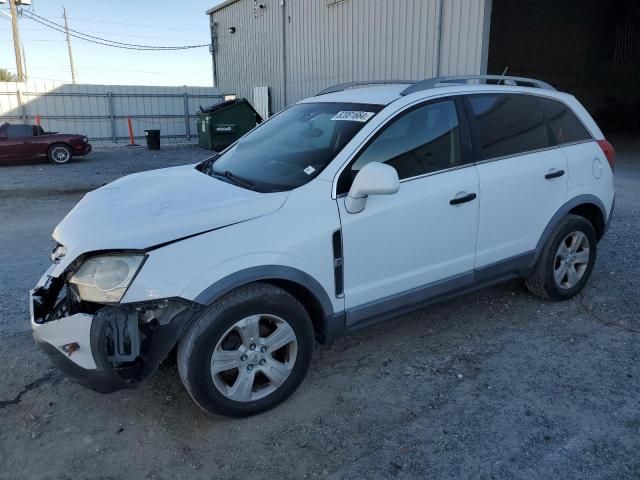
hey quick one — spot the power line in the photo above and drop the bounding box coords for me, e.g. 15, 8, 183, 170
21, 11, 210, 50
1, 22, 202, 40
29, 11, 208, 49
0, 27, 204, 43
20, 13, 160, 50
22, 10, 210, 50
60, 30, 201, 41
48, 16, 206, 32
25, 10, 205, 48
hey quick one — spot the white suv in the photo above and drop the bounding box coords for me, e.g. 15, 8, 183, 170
31, 76, 615, 417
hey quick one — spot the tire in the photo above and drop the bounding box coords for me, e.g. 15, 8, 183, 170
525, 214, 598, 301
48, 144, 73, 164
177, 283, 314, 417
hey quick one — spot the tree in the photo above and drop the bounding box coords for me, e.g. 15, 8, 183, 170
0, 69, 18, 82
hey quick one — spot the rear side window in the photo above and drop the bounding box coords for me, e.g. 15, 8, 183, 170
466, 94, 549, 160
7, 124, 33, 139
348, 100, 462, 182
537, 97, 591, 145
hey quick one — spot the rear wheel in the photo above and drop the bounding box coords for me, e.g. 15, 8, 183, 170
177, 283, 314, 417
48, 144, 73, 164
525, 214, 597, 301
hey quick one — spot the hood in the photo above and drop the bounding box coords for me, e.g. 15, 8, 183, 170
53, 164, 288, 255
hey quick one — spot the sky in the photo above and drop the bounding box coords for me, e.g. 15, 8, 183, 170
0, 0, 226, 86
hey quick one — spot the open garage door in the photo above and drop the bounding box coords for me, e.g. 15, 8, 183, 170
487, 0, 640, 133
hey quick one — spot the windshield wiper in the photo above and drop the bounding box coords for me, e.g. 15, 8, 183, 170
211, 169, 257, 191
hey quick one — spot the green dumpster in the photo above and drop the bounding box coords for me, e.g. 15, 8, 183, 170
197, 98, 263, 151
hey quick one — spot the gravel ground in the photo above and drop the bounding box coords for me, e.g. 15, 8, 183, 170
0, 139, 639, 480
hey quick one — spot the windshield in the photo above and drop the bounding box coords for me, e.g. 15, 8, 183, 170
206, 102, 383, 192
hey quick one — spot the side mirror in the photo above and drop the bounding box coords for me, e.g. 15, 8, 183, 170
0, 133, 7, 140
345, 162, 399, 214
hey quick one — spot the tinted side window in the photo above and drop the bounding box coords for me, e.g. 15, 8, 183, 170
537, 97, 591, 145
349, 100, 462, 182
467, 94, 549, 159
7, 124, 33, 139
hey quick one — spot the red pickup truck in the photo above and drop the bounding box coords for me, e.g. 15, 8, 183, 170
0, 122, 92, 165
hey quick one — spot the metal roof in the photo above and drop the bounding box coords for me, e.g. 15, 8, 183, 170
206, 0, 241, 15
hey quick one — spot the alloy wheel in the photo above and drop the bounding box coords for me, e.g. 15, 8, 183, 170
210, 314, 298, 402
553, 230, 590, 289
51, 146, 71, 163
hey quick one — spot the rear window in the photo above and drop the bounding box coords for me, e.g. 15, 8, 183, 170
537, 97, 591, 145
466, 94, 549, 160
7, 124, 33, 139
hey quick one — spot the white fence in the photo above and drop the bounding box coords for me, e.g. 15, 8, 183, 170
0, 80, 223, 142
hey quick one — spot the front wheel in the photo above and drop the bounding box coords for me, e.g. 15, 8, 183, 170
525, 214, 597, 301
177, 283, 314, 417
48, 144, 73, 164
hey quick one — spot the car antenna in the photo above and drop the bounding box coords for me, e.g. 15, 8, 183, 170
498, 66, 509, 85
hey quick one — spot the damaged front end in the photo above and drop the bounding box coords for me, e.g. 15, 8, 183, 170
31, 266, 201, 394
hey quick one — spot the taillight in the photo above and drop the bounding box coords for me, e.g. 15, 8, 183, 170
597, 139, 615, 172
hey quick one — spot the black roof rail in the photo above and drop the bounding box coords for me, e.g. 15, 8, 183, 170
400, 75, 556, 96
316, 80, 415, 96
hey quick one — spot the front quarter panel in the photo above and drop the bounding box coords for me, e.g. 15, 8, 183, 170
122, 179, 343, 314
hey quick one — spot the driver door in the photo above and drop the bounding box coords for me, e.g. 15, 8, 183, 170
336, 98, 480, 326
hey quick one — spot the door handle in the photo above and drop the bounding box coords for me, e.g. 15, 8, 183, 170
449, 192, 477, 205
545, 169, 565, 180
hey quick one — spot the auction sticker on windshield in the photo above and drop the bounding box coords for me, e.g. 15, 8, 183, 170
331, 111, 375, 122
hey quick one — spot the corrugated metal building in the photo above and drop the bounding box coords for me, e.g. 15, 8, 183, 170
207, 0, 640, 131
206, 0, 491, 116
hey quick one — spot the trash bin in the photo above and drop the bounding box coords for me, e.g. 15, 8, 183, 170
144, 129, 160, 150
197, 98, 262, 151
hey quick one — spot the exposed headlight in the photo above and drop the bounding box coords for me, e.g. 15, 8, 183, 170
68, 254, 145, 303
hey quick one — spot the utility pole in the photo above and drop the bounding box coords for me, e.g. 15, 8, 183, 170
21, 42, 28, 80
63, 6, 77, 84
8, 0, 25, 82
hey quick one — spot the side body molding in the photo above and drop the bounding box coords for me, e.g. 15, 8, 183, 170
344, 194, 610, 331
190, 196, 608, 345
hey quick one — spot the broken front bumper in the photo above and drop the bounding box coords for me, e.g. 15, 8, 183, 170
31, 266, 200, 394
